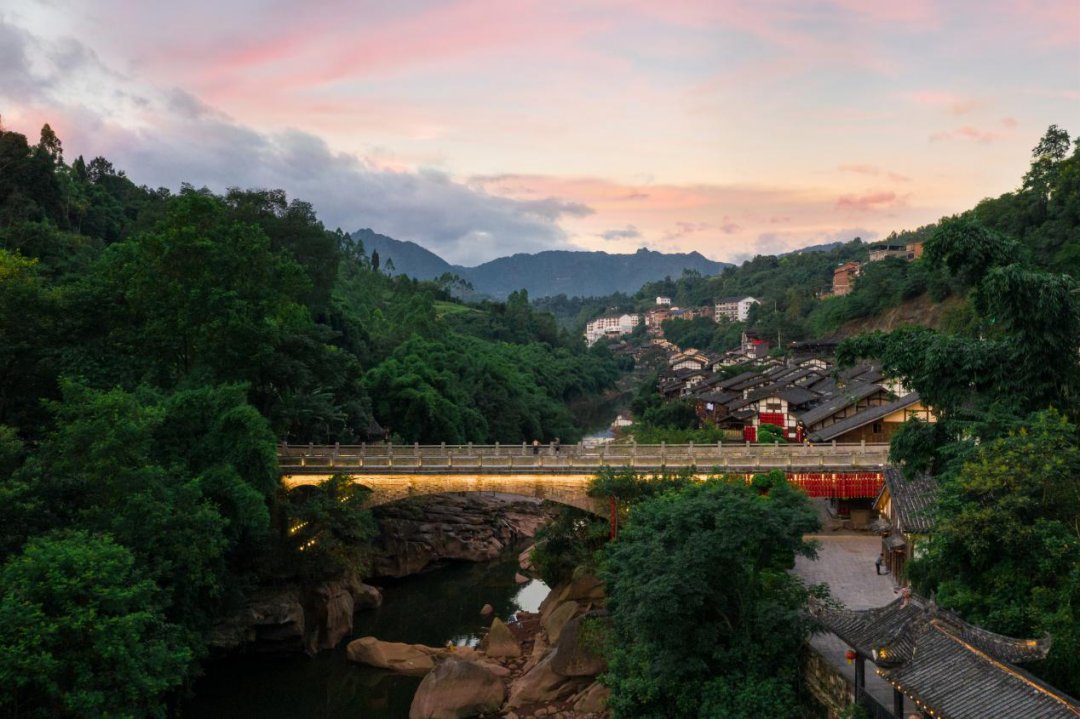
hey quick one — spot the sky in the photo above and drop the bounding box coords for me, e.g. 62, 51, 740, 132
1, 1, 1077, 265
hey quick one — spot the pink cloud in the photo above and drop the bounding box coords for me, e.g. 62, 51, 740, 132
838, 164, 911, 182
836, 191, 900, 210
1002, 0, 1080, 46
904, 91, 984, 115
929, 126, 1005, 143
825, 0, 939, 26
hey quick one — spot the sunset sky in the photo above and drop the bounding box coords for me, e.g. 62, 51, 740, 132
2, 1, 1077, 265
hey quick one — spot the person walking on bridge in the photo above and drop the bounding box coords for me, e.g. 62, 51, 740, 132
532, 439, 540, 455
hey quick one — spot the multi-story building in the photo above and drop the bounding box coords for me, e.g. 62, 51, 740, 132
714, 296, 759, 322
832, 261, 861, 296
584, 313, 641, 345
644, 307, 672, 328
655, 296, 672, 306
868, 244, 909, 262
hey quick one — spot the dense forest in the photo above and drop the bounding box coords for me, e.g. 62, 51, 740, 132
0, 121, 620, 717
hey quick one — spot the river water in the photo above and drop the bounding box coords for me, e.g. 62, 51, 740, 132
185, 551, 549, 718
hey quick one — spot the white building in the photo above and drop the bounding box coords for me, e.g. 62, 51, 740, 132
584, 313, 641, 345
714, 296, 760, 322
656, 296, 672, 306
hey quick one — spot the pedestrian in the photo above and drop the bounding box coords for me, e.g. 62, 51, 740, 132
554, 437, 561, 454
532, 439, 540, 455
875, 553, 884, 575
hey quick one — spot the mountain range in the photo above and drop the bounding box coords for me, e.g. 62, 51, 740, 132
352, 228, 731, 299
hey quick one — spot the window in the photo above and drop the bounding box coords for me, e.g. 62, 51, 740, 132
872, 421, 883, 434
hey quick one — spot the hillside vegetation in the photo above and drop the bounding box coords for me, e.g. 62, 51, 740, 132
550, 125, 1080, 355
0, 121, 620, 717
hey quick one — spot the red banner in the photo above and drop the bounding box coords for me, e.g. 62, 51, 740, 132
785, 471, 883, 499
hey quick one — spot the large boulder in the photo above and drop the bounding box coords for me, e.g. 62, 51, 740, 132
304, 580, 354, 654
409, 657, 505, 719
550, 615, 607, 677
562, 574, 606, 603
353, 583, 383, 610
518, 545, 535, 571
346, 637, 437, 676
573, 681, 611, 713
207, 586, 305, 654
480, 617, 521, 658
506, 651, 583, 708
542, 601, 578, 644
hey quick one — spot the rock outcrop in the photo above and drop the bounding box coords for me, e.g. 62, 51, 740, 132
507, 651, 585, 708
350, 580, 384, 610
304, 581, 354, 654
409, 657, 505, 719
370, 494, 551, 577
346, 637, 439, 676
208, 578, 384, 656
542, 601, 578, 644
481, 617, 522, 658
573, 682, 611, 713
206, 586, 306, 654
551, 614, 608, 677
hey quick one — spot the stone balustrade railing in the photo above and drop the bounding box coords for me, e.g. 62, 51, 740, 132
278, 441, 890, 473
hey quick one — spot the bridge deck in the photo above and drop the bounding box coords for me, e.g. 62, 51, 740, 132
278, 442, 890, 474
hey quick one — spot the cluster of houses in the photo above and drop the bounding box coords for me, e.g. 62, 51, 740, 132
827, 240, 925, 297
585, 295, 761, 346
656, 343, 934, 445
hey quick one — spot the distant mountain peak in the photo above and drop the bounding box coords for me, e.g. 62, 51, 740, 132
352, 231, 730, 299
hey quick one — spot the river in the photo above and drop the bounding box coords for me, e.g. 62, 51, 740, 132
185, 550, 549, 718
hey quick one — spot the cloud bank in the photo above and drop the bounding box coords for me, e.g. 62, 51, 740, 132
0, 17, 587, 265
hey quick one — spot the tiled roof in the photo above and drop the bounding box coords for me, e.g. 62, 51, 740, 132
716, 370, 760, 389
810, 595, 1078, 719
695, 391, 737, 404
840, 363, 884, 384
773, 386, 821, 406
808, 392, 922, 442
883, 468, 938, 534
798, 381, 886, 427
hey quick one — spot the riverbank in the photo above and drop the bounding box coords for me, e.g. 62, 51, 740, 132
186, 494, 565, 717
185, 548, 553, 718
348, 572, 611, 719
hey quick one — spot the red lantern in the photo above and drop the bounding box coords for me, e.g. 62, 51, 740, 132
845, 649, 857, 665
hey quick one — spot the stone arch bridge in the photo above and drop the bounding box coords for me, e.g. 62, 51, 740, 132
279, 442, 890, 515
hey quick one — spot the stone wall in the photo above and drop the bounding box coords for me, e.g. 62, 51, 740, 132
804, 644, 853, 719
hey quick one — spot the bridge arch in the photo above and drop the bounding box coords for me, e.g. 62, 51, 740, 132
282, 472, 609, 515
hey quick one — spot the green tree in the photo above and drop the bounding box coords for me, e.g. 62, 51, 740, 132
907, 410, 1080, 693
529, 508, 609, 586
600, 474, 821, 719
0, 250, 57, 433
279, 475, 376, 580
0, 532, 189, 719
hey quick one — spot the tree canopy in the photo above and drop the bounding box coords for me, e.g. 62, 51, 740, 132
599, 473, 822, 719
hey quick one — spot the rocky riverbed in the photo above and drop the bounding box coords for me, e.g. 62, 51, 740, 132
347, 573, 611, 719
205, 494, 552, 657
